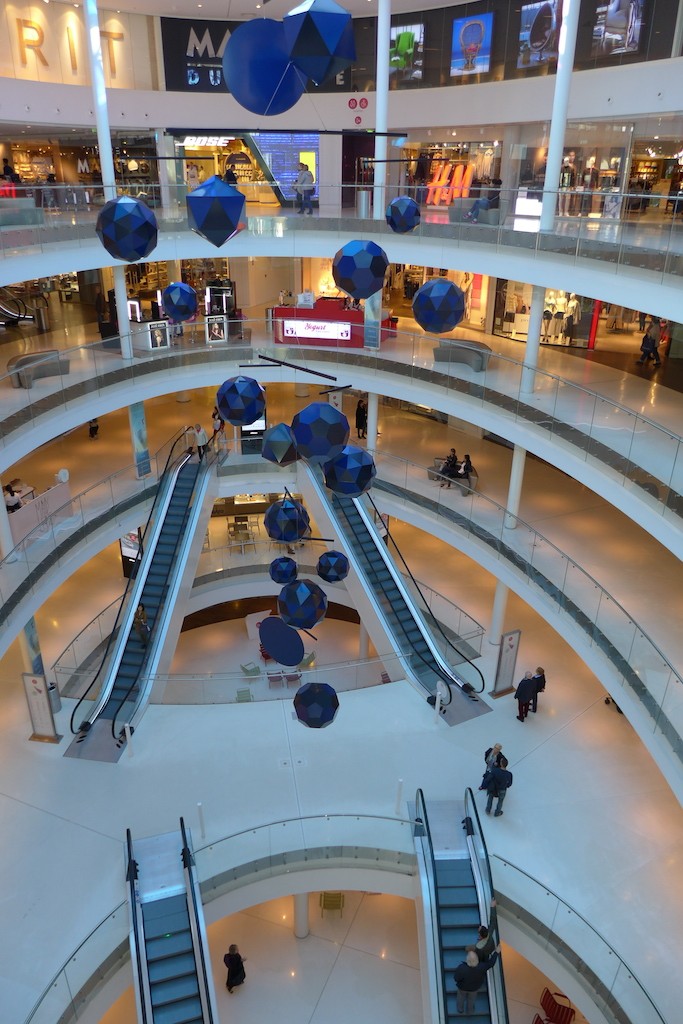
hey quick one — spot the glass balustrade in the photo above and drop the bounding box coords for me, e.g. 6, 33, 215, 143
1, 183, 681, 283
0, 321, 680, 527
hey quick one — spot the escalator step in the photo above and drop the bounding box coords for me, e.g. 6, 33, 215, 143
143, 911, 192, 940
148, 951, 197, 984
151, 975, 200, 1007
438, 884, 478, 906
146, 930, 194, 962
143, 894, 187, 919
439, 906, 480, 928
150, 996, 203, 1024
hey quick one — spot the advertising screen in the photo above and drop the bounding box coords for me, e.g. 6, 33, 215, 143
450, 13, 494, 77
148, 321, 170, 350
591, 1, 644, 57
389, 23, 424, 80
517, 2, 560, 69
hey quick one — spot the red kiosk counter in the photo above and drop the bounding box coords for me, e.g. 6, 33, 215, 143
272, 297, 396, 347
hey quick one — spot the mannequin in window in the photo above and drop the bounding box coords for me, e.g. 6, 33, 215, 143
542, 290, 556, 340
579, 156, 598, 215
550, 291, 567, 338
564, 293, 581, 343
558, 152, 576, 216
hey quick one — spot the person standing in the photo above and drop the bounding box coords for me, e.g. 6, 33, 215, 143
295, 162, 314, 214
190, 422, 209, 460
210, 406, 225, 449
530, 666, 546, 713
133, 603, 150, 646
355, 398, 367, 439
514, 671, 536, 721
467, 898, 498, 961
485, 756, 513, 816
4, 484, 23, 513
479, 743, 503, 789
224, 162, 238, 186
453, 946, 500, 1014
637, 321, 661, 367
88, 418, 99, 440
223, 943, 246, 993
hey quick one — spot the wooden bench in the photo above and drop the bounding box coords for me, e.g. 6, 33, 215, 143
433, 339, 492, 372
7, 350, 70, 389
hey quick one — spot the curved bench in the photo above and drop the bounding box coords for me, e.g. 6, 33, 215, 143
7, 350, 70, 389
433, 338, 492, 372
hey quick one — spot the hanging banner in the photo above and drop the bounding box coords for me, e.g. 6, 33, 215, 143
364, 291, 382, 349
129, 402, 151, 478
22, 673, 61, 743
493, 628, 521, 695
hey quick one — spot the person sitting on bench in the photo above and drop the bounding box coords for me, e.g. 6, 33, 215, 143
464, 179, 501, 223
440, 449, 458, 488
456, 454, 473, 482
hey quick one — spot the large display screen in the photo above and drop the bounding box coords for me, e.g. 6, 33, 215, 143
389, 23, 424, 80
517, 2, 560, 69
591, 1, 644, 58
450, 13, 494, 77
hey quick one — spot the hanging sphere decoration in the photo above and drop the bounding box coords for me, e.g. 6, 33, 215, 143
161, 282, 197, 322
291, 402, 349, 464
264, 497, 311, 543
269, 556, 298, 585
412, 279, 466, 334
216, 376, 266, 425
95, 196, 158, 263
294, 681, 340, 728
323, 445, 377, 497
317, 550, 350, 582
278, 578, 328, 629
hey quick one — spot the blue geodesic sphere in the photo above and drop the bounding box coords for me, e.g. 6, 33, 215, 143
332, 240, 389, 301
161, 282, 197, 322
412, 279, 465, 334
264, 498, 311, 543
186, 175, 246, 248
269, 556, 298, 585
317, 550, 349, 583
294, 681, 339, 728
291, 402, 350, 464
386, 195, 421, 234
323, 445, 376, 497
223, 20, 306, 116
216, 376, 265, 425
278, 578, 328, 629
284, 0, 356, 86
95, 196, 158, 263
262, 423, 298, 466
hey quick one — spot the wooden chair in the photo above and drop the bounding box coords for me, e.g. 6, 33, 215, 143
319, 891, 345, 917
236, 688, 253, 703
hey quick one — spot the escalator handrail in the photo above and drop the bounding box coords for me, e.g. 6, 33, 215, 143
365, 491, 486, 694
125, 829, 153, 1024
414, 788, 447, 1023
331, 489, 459, 699
334, 484, 474, 698
69, 429, 190, 734
179, 817, 216, 1024
463, 787, 510, 1024
109, 454, 207, 739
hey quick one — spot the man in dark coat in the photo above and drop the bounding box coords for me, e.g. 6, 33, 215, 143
531, 666, 546, 713
453, 945, 500, 1014
514, 671, 536, 721
485, 756, 513, 817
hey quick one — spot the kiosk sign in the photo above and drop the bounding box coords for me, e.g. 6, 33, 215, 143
283, 319, 351, 341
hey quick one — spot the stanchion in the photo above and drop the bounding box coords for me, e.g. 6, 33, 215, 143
394, 778, 404, 816
197, 801, 206, 840
124, 723, 133, 757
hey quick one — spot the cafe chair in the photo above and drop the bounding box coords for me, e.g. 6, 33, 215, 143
538, 988, 576, 1024
240, 661, 260, 678
267, 671, 283, 689
236, 688, 254, 703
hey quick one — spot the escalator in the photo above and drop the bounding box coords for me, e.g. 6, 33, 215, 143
67, 441, 209, 760
414, 789, 508, 1024
306, 465, 486, 719
0, 287, 35, 327
126, 818, 218, 1024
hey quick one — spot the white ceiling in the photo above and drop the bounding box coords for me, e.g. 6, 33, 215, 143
59, 0, 474, 21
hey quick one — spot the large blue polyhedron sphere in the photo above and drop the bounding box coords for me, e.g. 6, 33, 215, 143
262, 422, 299, 466
294, 682, 339, 728
332, 240, 389, 300
412, 279, 466, 334
95, 196, 158, 263
186, 175, 246, 248
386, 195, 421, 234
317, 550, 350, 583
283, 0, 356, 86
291, 402, 350, 464
264, 498, 311, 543
216, 376, 265, 425
161, 282, 197, 322
278, 578, 328, 629
223, 20, 306, 116
269, 556, 298, 585
323, 445, 376, 497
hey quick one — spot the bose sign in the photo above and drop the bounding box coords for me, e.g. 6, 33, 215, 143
181, 136, 235, 148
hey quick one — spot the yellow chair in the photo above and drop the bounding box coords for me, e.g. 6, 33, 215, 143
236, 688, 253, 703
319, 891, 345, 917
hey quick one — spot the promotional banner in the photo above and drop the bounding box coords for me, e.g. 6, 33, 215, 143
129, 402, 151, 478
364, 291, 382, 349
22, 673, 61, 743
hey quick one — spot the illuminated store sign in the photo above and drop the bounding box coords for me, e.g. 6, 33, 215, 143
284, 320, 351, 341
181, 137, 235, 148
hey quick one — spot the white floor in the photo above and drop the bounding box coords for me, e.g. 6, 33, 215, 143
1, 361, 683, 1021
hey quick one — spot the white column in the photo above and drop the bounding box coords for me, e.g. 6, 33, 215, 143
155, 129, 180, 217
83, 0, 133, 359
504, 445, 526, 530
366, 393, 379, 450
293, 893, 309, 939
359, 623, 369, 660
539, 0, 582, 232
372, 0, 391, 219
488, 580, 509, 647
520, 284, 546, 394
